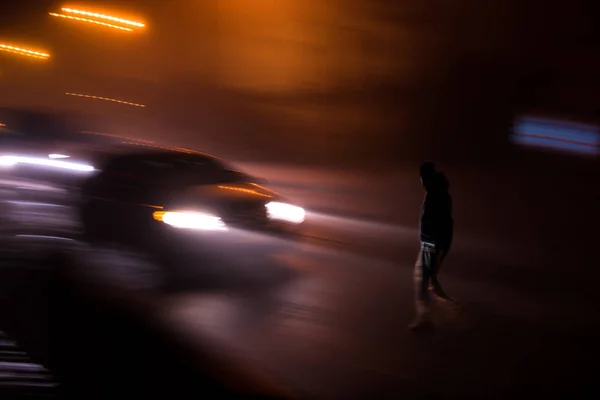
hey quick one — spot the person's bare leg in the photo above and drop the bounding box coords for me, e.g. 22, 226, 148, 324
409, 246, 433, 330
430, 248, 451, 300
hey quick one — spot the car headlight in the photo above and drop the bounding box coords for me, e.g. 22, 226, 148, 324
153, 211, 227, 231
265, 202, 305, 224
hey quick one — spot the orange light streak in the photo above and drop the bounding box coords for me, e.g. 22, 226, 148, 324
0, 44, 49, 59
62, 8, 145, 28
49, 13, 133, 32
66, 92, 145, 107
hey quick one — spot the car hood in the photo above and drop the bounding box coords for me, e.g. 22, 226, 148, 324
181, 182, 280, 203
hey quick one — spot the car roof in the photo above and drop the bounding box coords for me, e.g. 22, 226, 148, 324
94, 144, 227, 170
111, 146, 220, 161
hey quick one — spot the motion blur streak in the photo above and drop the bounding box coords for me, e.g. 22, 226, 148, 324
0, 155, 94, 172
0, 331, 57, 394
249, 183, 279, 194
78, 131, 155, 143
49, 13, 133, 32
65, 92, 146, 107
0, 179, 66, 192
512, 117, 600, 155
0, 44, 49, 60
61, 7, 145, 28
217, 185, 273, 198
0, 123, 5, 127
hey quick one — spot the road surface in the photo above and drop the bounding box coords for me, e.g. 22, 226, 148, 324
0, 164, 598, 399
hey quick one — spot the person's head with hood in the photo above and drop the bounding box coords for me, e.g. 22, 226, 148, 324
420, 162, 437, 188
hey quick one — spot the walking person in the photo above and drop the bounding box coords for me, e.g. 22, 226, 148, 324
409, 162, 454, 330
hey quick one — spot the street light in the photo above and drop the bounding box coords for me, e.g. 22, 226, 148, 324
66, 92, 146, 108
49, 7, 145, 32
0, 44, 50, 60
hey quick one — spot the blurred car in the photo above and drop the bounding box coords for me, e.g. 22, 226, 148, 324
0, 108, 97, 188
79, 148, 305, 252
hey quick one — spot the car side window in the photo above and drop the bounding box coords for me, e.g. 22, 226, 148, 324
142, 160, 173, 169
102, 158, 141, 181
101, 154, 227, 183
180, 157, 225, 171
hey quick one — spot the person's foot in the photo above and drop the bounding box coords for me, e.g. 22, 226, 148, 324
430, 284, 451, 301
408, 314, 432, 330
409, 301, 432, 331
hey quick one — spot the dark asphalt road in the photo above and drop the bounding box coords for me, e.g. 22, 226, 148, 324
0, 243, 293, 399
0, 164, 598, 399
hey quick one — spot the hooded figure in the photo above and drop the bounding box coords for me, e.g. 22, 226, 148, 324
410, 163, 454, 330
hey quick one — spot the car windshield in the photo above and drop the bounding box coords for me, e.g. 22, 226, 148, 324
104, 152, 260, 186
137, 153, 226, 171
102, 152, 231, 176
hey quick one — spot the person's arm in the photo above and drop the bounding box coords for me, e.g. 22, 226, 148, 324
420, 192, 437, 244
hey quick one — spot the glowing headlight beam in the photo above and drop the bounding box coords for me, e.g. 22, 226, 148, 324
0, 155, 94, 172
48, 154, 70, 159
153, 211, 227, 231
62, 8, 145, 28
0, 44, 50, 60
49, 13, 133, 32
266, 202, 305, 224
66, 92, 145, 108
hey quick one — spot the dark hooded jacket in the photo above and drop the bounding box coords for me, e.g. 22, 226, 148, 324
420, 172, 453, 247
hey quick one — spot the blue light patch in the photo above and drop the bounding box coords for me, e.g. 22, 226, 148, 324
512, 117, 599, 155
